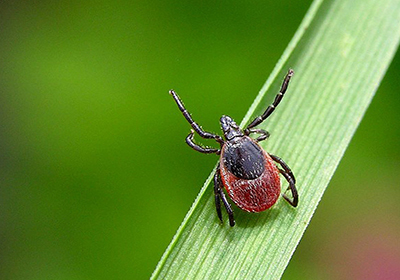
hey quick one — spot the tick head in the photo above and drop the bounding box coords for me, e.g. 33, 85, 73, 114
220, 115, 243, 140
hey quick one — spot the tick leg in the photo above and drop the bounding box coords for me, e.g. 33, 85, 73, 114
245, 128, 270, 142
270, 154, 298, 207
214, 165, 235, 226
170, 90, 224, 145
269, 154, 296, 183
220, 189, 235, 227
186, 130, 220, 154
245, 69, 294, 131
280, 171, 298, 207
214, 168, 223, 223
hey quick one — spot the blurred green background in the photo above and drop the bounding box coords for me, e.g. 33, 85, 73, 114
1, 1, 399, 279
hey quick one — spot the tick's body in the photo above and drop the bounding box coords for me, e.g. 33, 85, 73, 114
170, 69, 298, 227
220, 136, 281, 213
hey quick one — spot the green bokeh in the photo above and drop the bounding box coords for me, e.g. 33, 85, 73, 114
1, 1, 399, 279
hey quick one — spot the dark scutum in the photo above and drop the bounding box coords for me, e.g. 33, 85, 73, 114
223, 137, 265, 180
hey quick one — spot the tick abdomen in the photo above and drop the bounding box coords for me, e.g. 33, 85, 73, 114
220, 136, 281, 212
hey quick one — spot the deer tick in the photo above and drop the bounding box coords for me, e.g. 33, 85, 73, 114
169, 69, 298, 226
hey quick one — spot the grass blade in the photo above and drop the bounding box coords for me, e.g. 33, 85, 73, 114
152, 0, 400, 279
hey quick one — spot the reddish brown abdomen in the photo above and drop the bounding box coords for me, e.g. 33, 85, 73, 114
220, 136, 281, 212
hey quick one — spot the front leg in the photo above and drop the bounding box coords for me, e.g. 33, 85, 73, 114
170, 90, 224, 144
214, 164, 235, 226
245, 69, 294, 130
186, 130, 220, 154
245, 128, 270, 142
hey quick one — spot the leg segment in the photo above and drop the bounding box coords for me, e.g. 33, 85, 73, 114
270, 154, 298, 207
245, 69, 294, 131
245, 128, 270, 142
186, 130, 220, 154
269, 154, 296, 184
214, 168, 223, 223
280, 171, 298, 207
170, 90, 224, 144
214, 165, 235, 226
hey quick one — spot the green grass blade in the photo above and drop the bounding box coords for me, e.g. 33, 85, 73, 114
152, 0, 400, 279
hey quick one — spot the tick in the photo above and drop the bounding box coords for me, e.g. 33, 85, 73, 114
169, 69, 298, 227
